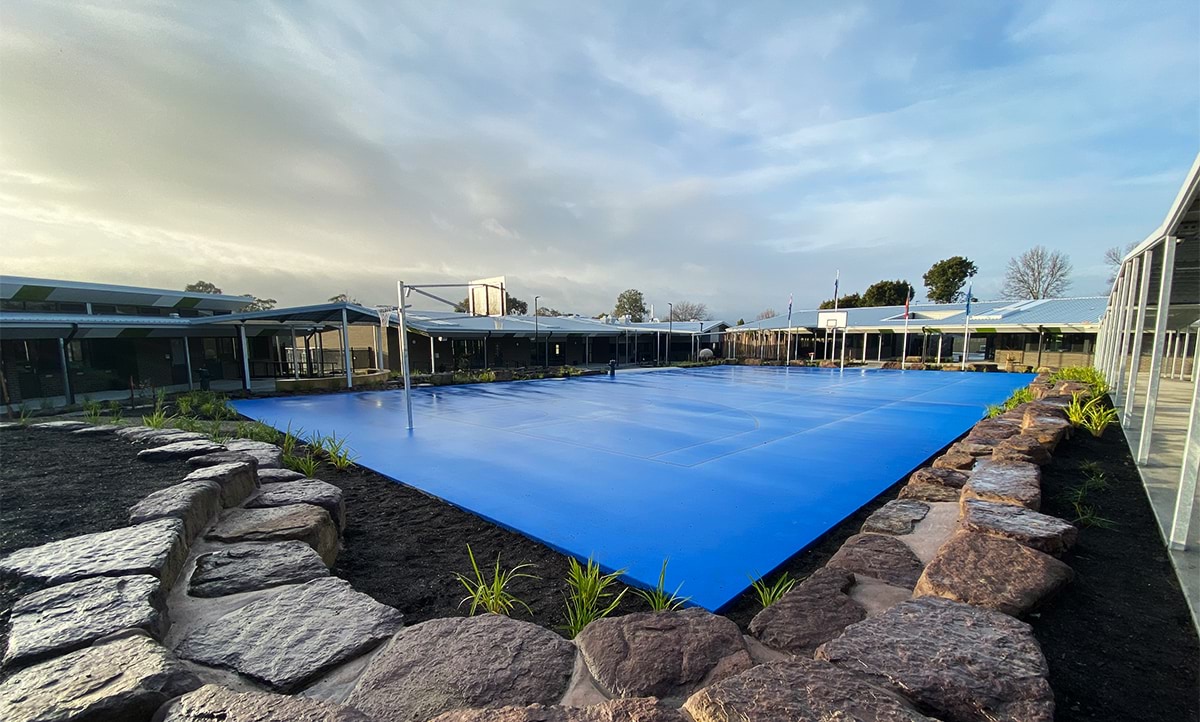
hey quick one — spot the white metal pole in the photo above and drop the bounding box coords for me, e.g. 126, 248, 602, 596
1138, 238, 1175, 463
901, 315, 911, 369
1169, 362, 1200, 549
862, 331, 868, 362
341, 309, 354, 390
1169, 332, 1179, 378
184, 336, 194, 391
839, 326, 847, 370
1114, 256, 1141, 399
936, 334, 943, 365
877, 333, 883, 361
960, 321, 971, 371
290, 327, 299, 379
785, 322, 792, 365
238, 324, 252, 392
397, 282, 414, 430
1123, 249, 1154, 423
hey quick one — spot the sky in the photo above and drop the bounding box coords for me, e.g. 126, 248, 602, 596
1, 1, 1197, 320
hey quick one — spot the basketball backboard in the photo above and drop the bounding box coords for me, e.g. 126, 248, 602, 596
468, 276, 507, 316
818, 310, 847, 329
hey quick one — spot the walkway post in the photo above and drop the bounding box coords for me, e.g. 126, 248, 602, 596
184, 336, 194, 391
1114, 256, 1142, 398
1122, 248, 1153, 423
1169, 366, 1200, 549
1139, 237, 1176, 463
397, 282, 414, 430
290, 327, 299, 379
57, 338, 73, 406
340, 309, 354, 390
238, 324, 251, 393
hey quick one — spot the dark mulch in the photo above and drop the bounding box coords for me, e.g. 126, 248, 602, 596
317, 462, 641, 630
1031, 425, 1200, 722
0, 427, 193, 675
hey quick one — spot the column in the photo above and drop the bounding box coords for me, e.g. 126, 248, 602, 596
1138, 237, 1175, 463
1122, 249, 1153, 423
238, 324, 251, 393
341, 308, 354, 389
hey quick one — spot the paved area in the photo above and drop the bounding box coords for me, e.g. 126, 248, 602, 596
1118, 374, 1199, 628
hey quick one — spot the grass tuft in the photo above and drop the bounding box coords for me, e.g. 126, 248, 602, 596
748, 571, 797, 608
562, 556, 627, 638
455, 544, 537, 616
635, 558, 689, 612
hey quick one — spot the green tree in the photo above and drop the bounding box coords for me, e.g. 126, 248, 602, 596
736, 318, 745, 326
240, 296, 276, 311
328, 293, 359, 304
818, 292, 863, 309
862, 280, 913, 307
453, 292, 527, 315
614, 289, 648, 322
184, 280, 223, 294
923, 256, 978, 303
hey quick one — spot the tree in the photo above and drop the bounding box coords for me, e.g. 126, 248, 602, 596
818, 292, 863, 309
451, 291, 526, 315
923, 256, 978, 303
669, 300, 710, 321
1002, 246, 1072, 300
185, 280, 223, 294
536, 306, 568, 317
736, 318, 745, 325
1104, 243, 1136, 285
862, 279, 913, 307
239, 296, 276, 311
613, 289, 648, 322
755, 308, 777, 321
328, 293, 359, 304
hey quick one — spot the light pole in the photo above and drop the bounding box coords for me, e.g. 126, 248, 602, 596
667, 302, 673, 365
534, 295, 540, 367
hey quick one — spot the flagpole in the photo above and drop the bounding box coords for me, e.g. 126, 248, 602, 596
785, 294, 793, 366
829, 270, 840, 361
901, 313, 910, 370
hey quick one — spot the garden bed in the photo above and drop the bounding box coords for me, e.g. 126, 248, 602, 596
1030, 424, 1199, 722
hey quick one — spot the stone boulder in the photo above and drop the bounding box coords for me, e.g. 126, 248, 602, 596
347, 614, 574, 722
962, 460, 1042, 510
223, 439, 283, 469
1021, 420, 1071, 449
116, 426, 193, 443
948, 440, 995, 458
205, 504, 338, 566
4, 575, 165, 666
575, 607, 752, 701
991, 435, 1053, 465
910, 466, 969, 489
899, 482, 961, 502
0, 517, 188, 589
129, 480, 222, 541
749, 567, 866, 655
155, 683, 372, 722
137, 439, 226, 462
184, 461, 258, 507
931, 450, 975, 471
914, 532, 1073, 616
31, 420, 91, 431
816, 597, 1053, 722
965, 417, 1022, 445
72, 424, 123, 435
0, 633, 201, 722
682, 657, 937, 722
188, 541, 329, 597
176, 577, 403, 692
862, 499, 930, 535
186, 451, 259, 469
430, 698, 687, 722
247, 478, 346, 530
258, 467, 306, 483
960, 499, 1078, 555
826, 533, 924, 588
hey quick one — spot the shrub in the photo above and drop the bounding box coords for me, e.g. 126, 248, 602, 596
455, 544, 537, 616
284, 450, 320, 477
106, 400, 123, 424
1081, 401, 1118, 438
748, 571, 796, 608
1065, 393, 1089, 427
635, 558, 688, 612
562, 556, 627, 638
1049, 366, 1109, 398
985, 404, 1004, 419
324, 433, 358, 470
16, 405, 33, 425
82, 399, 104, 424
281, 422, 304, 456
142, 407, 173, 429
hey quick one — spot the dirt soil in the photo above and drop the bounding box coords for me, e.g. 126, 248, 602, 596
0, 427, 193, 675
1031, 424, 1200, 722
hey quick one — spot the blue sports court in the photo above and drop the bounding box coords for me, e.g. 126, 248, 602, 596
232, 366, 1033, 609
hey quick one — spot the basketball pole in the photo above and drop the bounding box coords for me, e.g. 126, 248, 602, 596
397, 281, 414, 430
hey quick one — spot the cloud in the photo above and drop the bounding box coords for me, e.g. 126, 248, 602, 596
0, 0, 1196, 320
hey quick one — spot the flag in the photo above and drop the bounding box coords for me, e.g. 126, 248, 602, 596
787, 294, 793, 322
964, 284, 973, 317
833, 271, 839, 299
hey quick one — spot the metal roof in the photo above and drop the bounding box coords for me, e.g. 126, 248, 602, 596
729, 296, 1106, 333
0, 275, 253, 312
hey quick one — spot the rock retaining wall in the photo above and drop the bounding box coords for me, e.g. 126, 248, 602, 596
1, 374, 1091, 721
